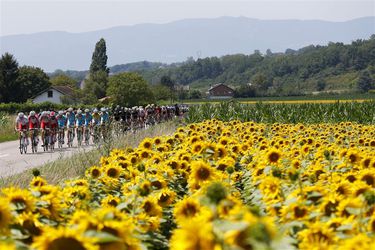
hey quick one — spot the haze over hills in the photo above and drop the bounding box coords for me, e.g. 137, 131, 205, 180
1, 16, 374, 72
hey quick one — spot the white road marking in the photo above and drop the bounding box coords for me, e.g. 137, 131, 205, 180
0, 154, 9, 158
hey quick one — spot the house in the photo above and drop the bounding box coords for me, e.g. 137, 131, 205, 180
208, 83, 234, 99
32, 86, 75, 104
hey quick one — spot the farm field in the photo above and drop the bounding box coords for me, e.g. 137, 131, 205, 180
0, 115, 374, 249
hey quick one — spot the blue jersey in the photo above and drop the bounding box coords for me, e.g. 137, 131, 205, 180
67, 113, 76, 127
84, 113, 92, 126
76, 114, 85, 127
57, 115, 67, 128
101, 112, 109, 124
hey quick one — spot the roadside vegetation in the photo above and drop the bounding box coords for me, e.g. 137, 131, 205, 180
0, 112, 17, 142
185, 101, 375, 124
0, 121, 179, 188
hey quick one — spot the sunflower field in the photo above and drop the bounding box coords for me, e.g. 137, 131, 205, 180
1, 119, 375, 249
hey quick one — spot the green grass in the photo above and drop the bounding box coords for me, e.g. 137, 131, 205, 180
0, 121, 181, 188
0, 113, 17, 143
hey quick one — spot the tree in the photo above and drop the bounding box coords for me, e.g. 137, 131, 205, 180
151, 84, 174, 101
17, 66, 51, 102
357, 70, 374, 92
107, 72, 154, 106
89, 38, 109, 74
0, 53, 19, 103
160, 75, 175, 90
86, 38, 109, 99
50, 74, 78, 89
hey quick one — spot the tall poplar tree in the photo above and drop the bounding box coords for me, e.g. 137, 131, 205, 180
85, 38, 109, 100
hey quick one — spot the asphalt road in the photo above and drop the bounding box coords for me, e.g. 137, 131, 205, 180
0, 139, 94, 178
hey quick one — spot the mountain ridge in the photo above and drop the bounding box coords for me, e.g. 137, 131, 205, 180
1, 16, 374, 71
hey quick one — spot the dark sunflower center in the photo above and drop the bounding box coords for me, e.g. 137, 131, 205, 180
269, 152, 280, 162
293, 207, 307, 218
107, 168, 118, 178
159, 193, 170, 203
182, 203, 198, 217
91, 169, 100, 177
197, 167, 210, 180
48, 237, 85, 250
362, 175, 374, 187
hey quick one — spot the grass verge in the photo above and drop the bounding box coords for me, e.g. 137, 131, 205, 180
0, 120, 181, 188
0, 113, 17, 143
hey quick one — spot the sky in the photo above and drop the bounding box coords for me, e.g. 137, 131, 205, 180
0, 0, 374, 37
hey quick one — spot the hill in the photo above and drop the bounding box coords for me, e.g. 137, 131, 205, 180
1, 16, 374, 72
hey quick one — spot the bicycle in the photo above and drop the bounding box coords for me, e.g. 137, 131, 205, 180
50, 128, 56, 151
67, 126, 74, 148
57, 128, 65, 149
77, 126, 83, 147
30, 128, 39, 154
19, 129, 28, 154
92, 124, 101, 144
84, 126, 91, 146
43, 128, 50, 152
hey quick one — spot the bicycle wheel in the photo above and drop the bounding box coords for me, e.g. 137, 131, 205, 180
19, 137, 23, 154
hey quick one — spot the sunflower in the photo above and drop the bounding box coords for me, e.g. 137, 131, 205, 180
30, 176, 47, 188
157, 188, 176, 207
141, 197, 162, 217
368, 213, 375, 232
336, 234, 374, 250
98, 220, 140, 250
140, 138, 153, 150
259, 176, 281, 199
359, 169, 375, 187
170, 217, 216, 250
86, 166, 102, 179
104, 164, 122, 179
266, 148, 282, 164
280, 202, 310, 222
174, 197, 202, 222
191, 142, 204, 154
346, 149, 361, 165
0, 241, 16, 250
298, 222, 337, 250
2, 187, 35, 213
0, 198, 12, 235
101, 195, 121, 208
189, 160, 215, 186
32, 227, 98, 250
337, 197, 363, 217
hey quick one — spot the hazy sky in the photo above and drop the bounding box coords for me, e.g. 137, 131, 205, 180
1, 0, 374, 37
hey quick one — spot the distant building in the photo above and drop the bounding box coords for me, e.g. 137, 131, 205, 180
32, 86, 75, 104
208, 83, 234, 99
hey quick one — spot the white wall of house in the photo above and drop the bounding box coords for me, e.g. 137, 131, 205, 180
33, 89, 64, 104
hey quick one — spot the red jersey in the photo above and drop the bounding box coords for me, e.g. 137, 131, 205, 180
28, 115, 39, 129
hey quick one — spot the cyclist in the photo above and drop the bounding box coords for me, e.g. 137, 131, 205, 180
75, 109, 85, 144
100, 107, 110, 139
39, 111, 50, 147
56, 111, 67, 144
28, 111, 39, 146
84, 109, 92, 143
66, 108, 76, 139
15, 112, 29, 146
49, 111, 58, 145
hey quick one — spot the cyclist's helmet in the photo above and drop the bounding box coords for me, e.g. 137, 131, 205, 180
30, 111, 36, 116
18, 112, 24, 118
66, 112, 70, 116
93, 108, 98, 113
77, 109, 83, 115
58, 110, 64, 115
68, 107, 73, 112
85, 109, 90, 113
101, 107, 106, 112
50, 111, 56, 117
